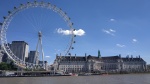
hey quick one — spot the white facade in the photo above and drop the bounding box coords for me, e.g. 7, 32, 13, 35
121, 60, 146, 72
54, 55, 147, 73
147, 64, 150, 71
53, 56, 101, 73
58, 61, 87, 73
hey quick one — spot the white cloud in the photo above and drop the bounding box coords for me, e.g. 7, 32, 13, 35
109, 29, 116, 32
57, 28, 71, 35
103, 29, 110, 34
45, 56, 51, 58
132, 39, 137, 43
57, 28, 85, 36
110, 19, 115, 22
73, 29, 85, 36
116, 44, 126, 48
102, 29, 116, 36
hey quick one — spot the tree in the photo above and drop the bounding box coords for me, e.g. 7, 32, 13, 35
0, 62, 8, 70
0, 62, 17, 70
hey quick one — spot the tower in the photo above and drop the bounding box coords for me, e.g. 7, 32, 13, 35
11, 41, 29, 62
98, 50, 101, 58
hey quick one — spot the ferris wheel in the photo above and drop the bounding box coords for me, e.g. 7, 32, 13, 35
0, 1, 76, 69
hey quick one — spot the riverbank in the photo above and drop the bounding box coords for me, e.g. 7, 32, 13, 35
0, 74, 72, 78
0, 72, 150, 78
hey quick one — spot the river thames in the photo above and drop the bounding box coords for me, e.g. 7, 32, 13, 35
0, 74, 150, 84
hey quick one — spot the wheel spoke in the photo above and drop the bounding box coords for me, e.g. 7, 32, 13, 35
0, 1, 75, 70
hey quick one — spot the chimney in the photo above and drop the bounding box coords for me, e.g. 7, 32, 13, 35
85, 53, 87, 61
75, 54, 76, 59
131, 55, 133, 59
98, 50, 101, 58
119, 54, 121, 58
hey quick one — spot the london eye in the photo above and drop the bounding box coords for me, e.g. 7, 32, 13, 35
0, 1, 76, 69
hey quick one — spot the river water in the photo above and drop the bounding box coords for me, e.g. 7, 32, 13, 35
0, 74, 150, 84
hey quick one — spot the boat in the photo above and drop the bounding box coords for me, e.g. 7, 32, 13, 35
69, 73, 78, 76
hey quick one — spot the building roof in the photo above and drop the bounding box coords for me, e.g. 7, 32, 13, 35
101, 56, 121, 59
12, 41, 28, 45
56, 55, 146, 63
57, 56, 86, 61
56, 55, 121, 62
122, 57, 145, 62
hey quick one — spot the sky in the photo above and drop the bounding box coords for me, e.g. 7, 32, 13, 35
0, 0, 150, 64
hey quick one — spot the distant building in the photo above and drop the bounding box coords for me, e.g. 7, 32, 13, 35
28, 51, 40, 69
10, 41, 29, 62
0, 45, 10, 63
47, 65, 54, 71
54, 52, 147, 73
147, 64, 150, 72
28, 51, 35, 63
39, 61, 48, 71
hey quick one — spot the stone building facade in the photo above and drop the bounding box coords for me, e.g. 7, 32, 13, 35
147, 64, 150, 72
53, 53, 147, 73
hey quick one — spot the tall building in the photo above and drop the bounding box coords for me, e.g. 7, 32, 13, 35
10, 41, 29, 62
28, 51, 39, 64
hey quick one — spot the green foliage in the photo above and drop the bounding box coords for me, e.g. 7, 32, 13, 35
0, 62, 17, 70
0, 62, 8, 70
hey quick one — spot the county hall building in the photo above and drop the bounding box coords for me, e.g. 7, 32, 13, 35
53, 51, 147, 73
